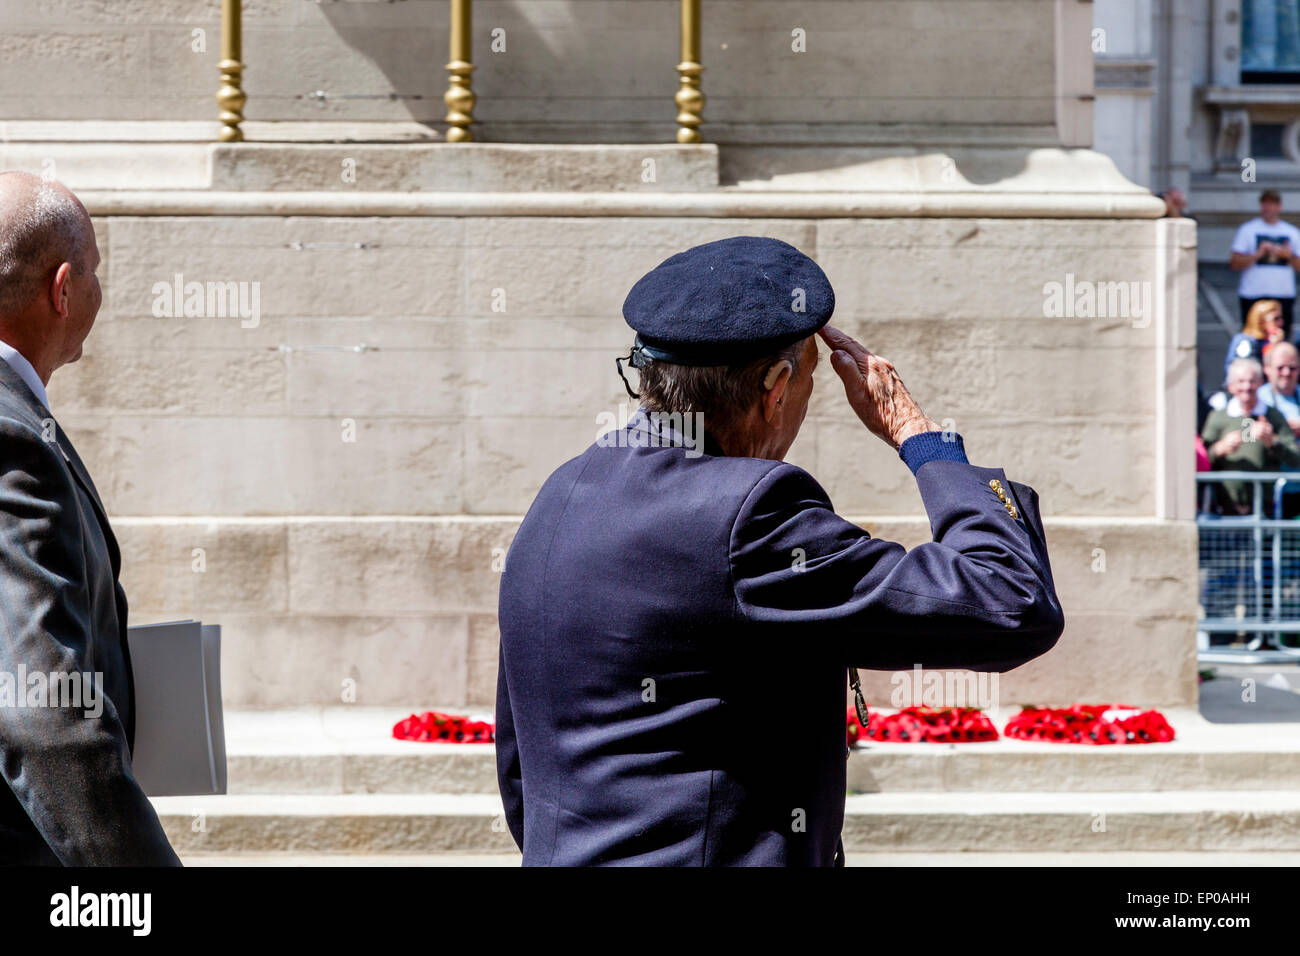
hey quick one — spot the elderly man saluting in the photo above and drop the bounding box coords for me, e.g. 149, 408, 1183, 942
496, 236, 1064, 867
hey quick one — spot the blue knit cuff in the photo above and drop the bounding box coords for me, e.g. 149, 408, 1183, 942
898, 430, 968, 474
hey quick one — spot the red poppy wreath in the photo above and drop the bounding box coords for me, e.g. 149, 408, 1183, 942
393, 710, 495, 743
847, 705, 999, 746
1002, 704, 1175, 744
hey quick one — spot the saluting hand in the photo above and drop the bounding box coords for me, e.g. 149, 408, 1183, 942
818, 325, 939, 450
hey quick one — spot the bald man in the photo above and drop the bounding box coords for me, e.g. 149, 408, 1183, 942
1261, 341, 1300, 438
0, 171, 179, 865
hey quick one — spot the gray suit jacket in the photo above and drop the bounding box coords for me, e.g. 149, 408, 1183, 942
0, 359, 179, 865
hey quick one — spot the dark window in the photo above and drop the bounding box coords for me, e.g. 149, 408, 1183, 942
1242, 0, 1300, 83
1253, 122, 1287, 157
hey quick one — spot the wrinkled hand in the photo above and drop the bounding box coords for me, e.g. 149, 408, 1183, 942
1216, 430, 1244, 457
818, 325, 938, 449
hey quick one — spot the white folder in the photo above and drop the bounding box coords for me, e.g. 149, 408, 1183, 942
126, 620, 227, 796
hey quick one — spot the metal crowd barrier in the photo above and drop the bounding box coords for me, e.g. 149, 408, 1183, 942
1197, 471, 1300, 663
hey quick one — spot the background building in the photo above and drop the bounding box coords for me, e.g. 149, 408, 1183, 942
1094, 0, 1300, 388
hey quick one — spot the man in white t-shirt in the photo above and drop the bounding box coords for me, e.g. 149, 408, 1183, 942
1230, 188, 1300, 340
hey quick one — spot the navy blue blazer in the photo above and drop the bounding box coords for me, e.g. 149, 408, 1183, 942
496, 409, 1063, 866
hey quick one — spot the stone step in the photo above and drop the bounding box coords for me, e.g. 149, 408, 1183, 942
175, 858, 1300, 868
219, 708, 1300, 795
178, 850, 1300, 867
206, 143, 721, 193
154, 794, 516, 855
839, 791, 1300, 853
0, 137, 720, 193
151, 791, 1300, 855
0, 126, 1163, 220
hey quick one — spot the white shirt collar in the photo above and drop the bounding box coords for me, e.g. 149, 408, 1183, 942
1226, 395, 1269, 418
0, 340, 50, 410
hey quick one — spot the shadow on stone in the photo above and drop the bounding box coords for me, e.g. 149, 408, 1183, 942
1200, 674, 1300, 722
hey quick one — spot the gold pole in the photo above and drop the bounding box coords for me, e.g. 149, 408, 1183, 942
217, 0, 246, 142
675, 0, 704, 143
444, 0, 476, 142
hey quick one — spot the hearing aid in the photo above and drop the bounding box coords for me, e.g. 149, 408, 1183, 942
764, 360, 793, 390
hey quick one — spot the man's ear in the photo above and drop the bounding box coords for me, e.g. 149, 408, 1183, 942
49, 262, 74, 319
761, 360, 793, 423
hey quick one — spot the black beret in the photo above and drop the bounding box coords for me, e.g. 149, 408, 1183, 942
621, 235, 835, 366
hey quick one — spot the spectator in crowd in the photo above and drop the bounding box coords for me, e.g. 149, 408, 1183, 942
1230, 189, 1300, 340
1202, 356, 1300, 514
1223, 298, 1285, 385
1261, 341, 1300, 437
1260, 341, 1300, 517
1196, 433, 1211, 473
1156, 187, 1193, 220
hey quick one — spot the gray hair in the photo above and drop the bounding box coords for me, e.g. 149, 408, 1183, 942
1227, 356, 1264, 383
636, 338, 807, 434
0, 173, 93, 316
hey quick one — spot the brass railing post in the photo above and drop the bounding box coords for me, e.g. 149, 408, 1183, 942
444, 0, 476, 142
217, 0, 246, 142
675, 0, 704, 143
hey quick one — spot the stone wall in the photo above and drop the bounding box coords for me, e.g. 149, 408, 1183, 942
47, 211, 1200, 708
0, 0, 1058, 141
4, 0, 1198, 711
